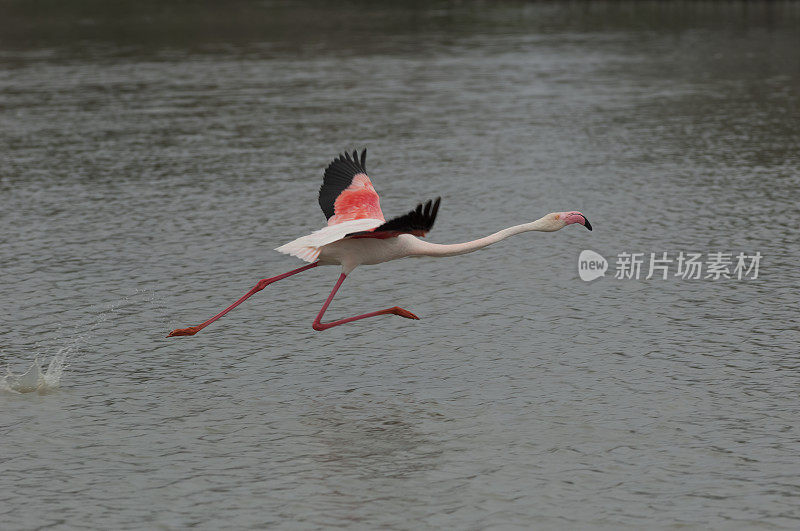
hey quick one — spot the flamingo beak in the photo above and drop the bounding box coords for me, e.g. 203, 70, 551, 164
582, 216, 592, 231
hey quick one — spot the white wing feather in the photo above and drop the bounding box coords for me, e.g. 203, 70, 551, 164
274, 218, 384, 262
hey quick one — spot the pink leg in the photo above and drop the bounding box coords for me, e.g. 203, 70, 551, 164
167, 262, 319, 337
312, 273, 420, 331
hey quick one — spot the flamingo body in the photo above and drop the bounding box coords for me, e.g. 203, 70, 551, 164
167, 148, 591, 337
317, 234, 422, 273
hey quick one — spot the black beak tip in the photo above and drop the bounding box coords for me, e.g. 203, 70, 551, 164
583, 217, 592, 231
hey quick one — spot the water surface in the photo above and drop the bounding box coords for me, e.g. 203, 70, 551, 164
1, 1, 799, 528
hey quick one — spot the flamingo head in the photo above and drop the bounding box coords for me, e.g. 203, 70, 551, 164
549, 211, 592, 231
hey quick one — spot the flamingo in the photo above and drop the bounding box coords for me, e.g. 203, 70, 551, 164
167, 148, 591, 336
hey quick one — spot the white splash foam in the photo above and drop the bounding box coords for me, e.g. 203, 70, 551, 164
2, 347, 69, 394
43, 346, 68, 388
3, 357, 43, 393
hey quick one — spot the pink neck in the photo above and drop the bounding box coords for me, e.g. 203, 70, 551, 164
409, 216, 554, 258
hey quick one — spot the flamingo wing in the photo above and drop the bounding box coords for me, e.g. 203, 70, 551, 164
275, 218, 384, 262
319, 149, 385, 226
347, 197, 441, 239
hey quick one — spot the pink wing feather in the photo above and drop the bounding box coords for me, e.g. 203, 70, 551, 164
328, 173, 384, 225
319, 149, 385, 226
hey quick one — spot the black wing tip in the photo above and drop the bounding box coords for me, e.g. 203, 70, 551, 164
370, 196, 442, 236
425, 197, 441, 231
420, 197, 441, 222
329, 147, 368, 172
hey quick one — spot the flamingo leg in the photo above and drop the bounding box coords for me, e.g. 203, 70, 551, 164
167, 262, 319, 337
312, 273, 420, 331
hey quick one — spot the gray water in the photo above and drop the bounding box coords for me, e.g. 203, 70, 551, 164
2, 1, 799, 529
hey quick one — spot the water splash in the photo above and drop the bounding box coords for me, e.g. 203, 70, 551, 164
2, 347, 67, 394
2, 337, 73, 394
1, 286, 167, 395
